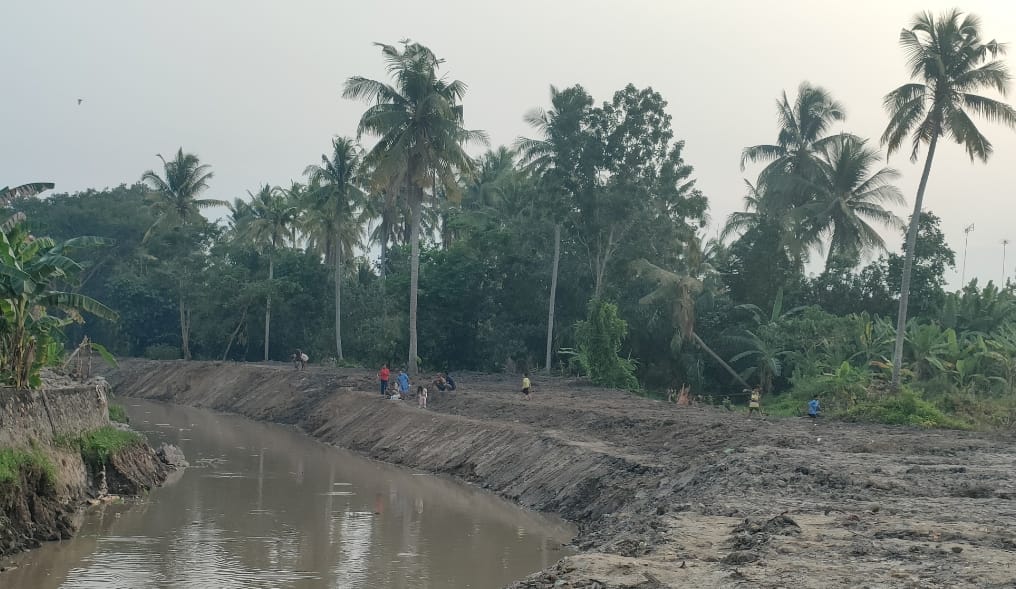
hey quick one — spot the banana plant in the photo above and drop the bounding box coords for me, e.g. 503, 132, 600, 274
729, 328, 790, 394
903, 321, 950, 381
0, 223, 118, 388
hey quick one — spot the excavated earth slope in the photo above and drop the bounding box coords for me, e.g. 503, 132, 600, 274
105, 360, 1016, 588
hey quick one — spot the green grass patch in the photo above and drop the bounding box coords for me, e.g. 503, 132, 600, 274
108, 403, 129, 424
760, 374, 969, 430
58, 426, 143, 468
0, 447, 56, 489
843, 390, 969, 429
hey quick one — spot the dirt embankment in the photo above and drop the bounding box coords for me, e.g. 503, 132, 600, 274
0, 379, 174, 560
106, 360, 1016, 588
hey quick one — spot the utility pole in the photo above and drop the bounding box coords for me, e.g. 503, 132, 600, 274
1003, 239, 1011, 284
961, 223, 974, 285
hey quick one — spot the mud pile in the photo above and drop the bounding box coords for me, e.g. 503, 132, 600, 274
106, 360, 1016, 588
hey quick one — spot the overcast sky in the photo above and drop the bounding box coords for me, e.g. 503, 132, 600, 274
4, 0, 1016, 288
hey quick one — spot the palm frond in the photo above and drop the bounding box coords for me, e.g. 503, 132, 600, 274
0, 183, 54, 204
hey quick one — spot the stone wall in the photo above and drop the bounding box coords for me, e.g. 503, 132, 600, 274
0, 383, 110, 448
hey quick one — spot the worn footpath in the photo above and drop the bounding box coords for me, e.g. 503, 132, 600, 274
105, 360, 1016, 588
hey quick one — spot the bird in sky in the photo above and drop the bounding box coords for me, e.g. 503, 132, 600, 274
77, 98, 83, 105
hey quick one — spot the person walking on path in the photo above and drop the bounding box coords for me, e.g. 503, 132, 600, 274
521, 373, 532, 400
808, 396, 821, 419
397, 369, 410, 397
378, 364, 390, 397
417, 385, 428, 409
748, 386, 762, 418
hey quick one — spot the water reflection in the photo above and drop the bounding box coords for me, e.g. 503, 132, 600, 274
4, 400, 573, 588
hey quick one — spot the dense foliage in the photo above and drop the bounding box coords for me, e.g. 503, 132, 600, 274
9, 12, 1016, 428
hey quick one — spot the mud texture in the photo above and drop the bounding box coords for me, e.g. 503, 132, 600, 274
0, 377, 173, 561
0, 449, 80, 557
105, 360, 1016, 588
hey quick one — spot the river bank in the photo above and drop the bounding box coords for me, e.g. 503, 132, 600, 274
105, 360, 1016, 588
0, 376, 174, 559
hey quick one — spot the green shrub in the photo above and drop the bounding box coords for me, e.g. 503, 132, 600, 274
108, 404, 129, 424
59, 427, 143, 468
144, 344, 180, 360
844, 389, 968, 429
0, 447, 56, 489
767, 362, 871, 417
573, 299, 639, 391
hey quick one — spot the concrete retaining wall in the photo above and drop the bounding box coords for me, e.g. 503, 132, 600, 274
0, 384, 110, 448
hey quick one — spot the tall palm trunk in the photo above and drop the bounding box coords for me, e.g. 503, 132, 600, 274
544, 223, 561, 373
334, 240, 344, 359
264, 254, 273, 362
408, 188, 423, 375
222, 305, 249, 360
179, 282, 191, 360
692, 332, 749, 389
891, 130, 940, 390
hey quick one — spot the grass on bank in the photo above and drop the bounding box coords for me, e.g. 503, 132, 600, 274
108, 403, 128, 424
58, 426, 143, 468
0, 446, 56, 489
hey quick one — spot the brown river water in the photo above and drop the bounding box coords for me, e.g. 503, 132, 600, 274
4, 400, 574, 588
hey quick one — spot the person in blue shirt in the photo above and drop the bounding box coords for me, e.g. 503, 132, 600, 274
397, 369, 410, 397
807, 397, 821, 419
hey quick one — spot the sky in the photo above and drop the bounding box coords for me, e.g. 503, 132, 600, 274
3, 0, 1016, 288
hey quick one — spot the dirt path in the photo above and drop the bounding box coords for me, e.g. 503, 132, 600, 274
105, 361, 1016, 588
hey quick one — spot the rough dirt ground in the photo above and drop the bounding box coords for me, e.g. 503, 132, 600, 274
105, 360, 1016, 588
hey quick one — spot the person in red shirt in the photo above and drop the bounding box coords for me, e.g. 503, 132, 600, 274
378, 364, 391, 397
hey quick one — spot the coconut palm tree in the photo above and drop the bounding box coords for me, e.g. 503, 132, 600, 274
344, 41, 487, 374
141, 149, 224, 360
240, 184, 298, 361
141, 148, 225, 240
736, 84, 853, 268
303, 137, 369, 360
882, 9, 1016, 388
741, 82, 847, 196
632, 233, 750, 389
796, 135, 905, 268
516, 85, 595, 373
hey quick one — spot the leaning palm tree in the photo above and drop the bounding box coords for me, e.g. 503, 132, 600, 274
240, 184, 298, 361
796, 135, 905, 268
632, 233, 750, 389
141, 149, 224, 359
344, 40, 487, 374
882, 10, 1016, 389
303, 137, 369, 360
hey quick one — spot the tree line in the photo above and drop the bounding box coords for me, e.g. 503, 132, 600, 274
7, 10, 1016, 426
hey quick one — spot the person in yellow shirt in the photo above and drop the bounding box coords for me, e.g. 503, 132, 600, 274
748, 386, 762, 418
521, 373, 532, 399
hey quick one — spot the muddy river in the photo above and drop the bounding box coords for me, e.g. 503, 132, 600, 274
5, 400, 574, 588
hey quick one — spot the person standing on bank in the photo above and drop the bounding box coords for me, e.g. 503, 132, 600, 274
521, 372, 532, 400
748, 386, 762, 418
397, 369, 410, 397
378, 364, 390, 397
